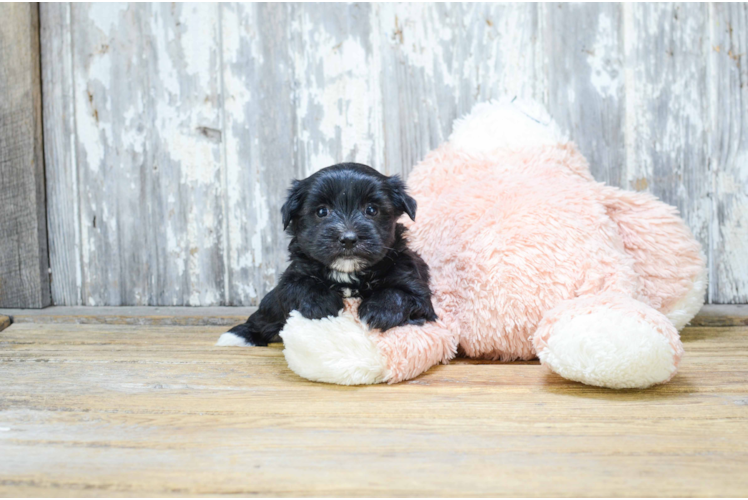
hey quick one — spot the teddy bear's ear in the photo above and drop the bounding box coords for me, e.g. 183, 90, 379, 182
387, 175, 417, 221
281, 179, 308, 230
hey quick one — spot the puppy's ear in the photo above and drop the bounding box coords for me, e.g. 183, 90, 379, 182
281, 179, 307, 230
387, 175, 417, 221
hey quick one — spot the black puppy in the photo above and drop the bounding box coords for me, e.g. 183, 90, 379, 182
221, 163, 437, 346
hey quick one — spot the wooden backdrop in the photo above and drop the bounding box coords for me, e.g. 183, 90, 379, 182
40, 2, 747, 306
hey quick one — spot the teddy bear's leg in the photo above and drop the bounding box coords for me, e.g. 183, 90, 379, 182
601, 186, 707, 331
532, 293, 684, 389
372, 318, 458, 384
280, 299, 458, 385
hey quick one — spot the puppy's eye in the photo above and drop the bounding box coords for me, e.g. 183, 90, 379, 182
365, 204, 378, 216
316, 207, 329, 218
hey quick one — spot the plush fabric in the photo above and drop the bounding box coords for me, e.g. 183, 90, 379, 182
281, 302, 392, 385
279, 98, 706, 389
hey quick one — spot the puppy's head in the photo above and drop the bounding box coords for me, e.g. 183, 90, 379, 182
281, 163, 416, 272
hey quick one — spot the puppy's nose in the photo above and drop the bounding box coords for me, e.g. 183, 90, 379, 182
339, 232, 358, 249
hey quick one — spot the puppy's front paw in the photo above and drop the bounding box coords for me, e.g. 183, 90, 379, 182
358, 299, 409, 332
218, 324, 263, 346
296, 294, 343, 321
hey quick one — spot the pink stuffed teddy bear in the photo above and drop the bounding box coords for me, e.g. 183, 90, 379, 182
278, 99, 706, 390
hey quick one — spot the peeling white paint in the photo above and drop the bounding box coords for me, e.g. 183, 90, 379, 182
588, 13, 622, 99
181, 4, 218, 92
293, 10, 379, 173
88, 3, 128, 34
43, 2, 747, 306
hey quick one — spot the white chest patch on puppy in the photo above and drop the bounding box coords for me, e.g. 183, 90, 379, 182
328, 269, 359, 284
330, 258, 364, 274
342, 287, 352, 298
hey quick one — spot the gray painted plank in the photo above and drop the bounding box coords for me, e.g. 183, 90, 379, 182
622, 3, 712, 296
376, 3, 542, 178
542, 3, 626, 187
220, 3, 297, 305
68, 3, 227, 305
290, 3, 382, 174
40, 3, 82, 305
0, 3, 51, 308
0, 306, 255, 326
709, 3, 748, 303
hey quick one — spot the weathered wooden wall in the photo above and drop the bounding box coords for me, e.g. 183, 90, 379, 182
40, 3, 747, 306
0, 3, 51, 308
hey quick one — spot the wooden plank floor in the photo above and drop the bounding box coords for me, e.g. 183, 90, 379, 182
1, 319, 747, 497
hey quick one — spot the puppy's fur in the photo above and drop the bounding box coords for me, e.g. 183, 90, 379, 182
225, 163, 437, 346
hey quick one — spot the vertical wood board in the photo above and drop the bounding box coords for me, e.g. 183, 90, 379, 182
67, 4, 226, 306
622, 3, 712, 295
709, 3, 748, 303
220, 3, 297, 305
541, 3, 626, 187
0, 3, 51, 308
40, 3, 81, 305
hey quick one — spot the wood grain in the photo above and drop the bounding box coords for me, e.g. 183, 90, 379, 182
39, 3, 748, 306
542, 3, 626, 187
66, 4, 226, 306
709, 3, 748, 304
220, 3, 297, 306
40, 3, 81, 306
1, 321, 747, 497
0, 3, 51, 308
376, 3, 543, 179
623, 3, 712, 298
689, 304, 748, 326
0, 306, 255, 326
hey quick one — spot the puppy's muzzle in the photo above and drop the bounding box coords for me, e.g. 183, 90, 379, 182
339, 231, 358, 250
